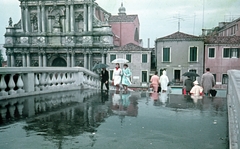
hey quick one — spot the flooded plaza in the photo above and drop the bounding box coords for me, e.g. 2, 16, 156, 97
0, 89, 228, 149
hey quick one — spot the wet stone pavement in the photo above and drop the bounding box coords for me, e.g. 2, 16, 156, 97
0, 89, 228, 149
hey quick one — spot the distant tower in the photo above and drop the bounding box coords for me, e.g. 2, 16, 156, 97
118, 2, 126, 15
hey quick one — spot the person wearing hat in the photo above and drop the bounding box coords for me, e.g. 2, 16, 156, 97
190, 80, 203, 96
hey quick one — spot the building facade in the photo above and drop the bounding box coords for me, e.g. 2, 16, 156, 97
155, 31, 204, 84
4, 0, 113, 69
108, 3, 140, 47
107, 43, 151, 85
218, 17, 240, 36
204, 36, 240, 89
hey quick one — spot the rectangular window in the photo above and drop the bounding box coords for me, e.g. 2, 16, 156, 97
142, 71, 147, 82
223, 48, 240, 58
189, 47, 197, 62
142, 54, 147, 63
163, 47, 170, 62
109, 70, 113, 80
208, 48, 215, 58
110, 54, 116, 62
126, 54, 131, 63
223, 48, 230, 58
222, 74, 228, 84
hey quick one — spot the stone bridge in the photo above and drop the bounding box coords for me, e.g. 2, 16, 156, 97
0, 67, 239, 149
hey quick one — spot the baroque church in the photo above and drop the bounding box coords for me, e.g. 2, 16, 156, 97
4, 0, 113, 68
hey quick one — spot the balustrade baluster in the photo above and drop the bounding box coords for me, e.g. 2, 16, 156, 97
46, 73, 51, 90
8, 74, 17, 95
17, 74, 25, 93
39, 73, 47, 90
62, 73, 67, 86
0, 75, 8, 96
51, 73, 57, 88
66, 73, 71, 86
34, 74, 40, 91
56, 73, 62, 88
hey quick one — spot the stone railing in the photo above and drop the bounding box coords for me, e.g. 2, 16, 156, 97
0, 67, 100, 100
227, 69, 240, 149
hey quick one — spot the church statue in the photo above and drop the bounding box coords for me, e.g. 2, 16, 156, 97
9, 17, 13, 27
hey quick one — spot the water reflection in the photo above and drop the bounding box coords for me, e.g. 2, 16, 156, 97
0, 90, 227, 149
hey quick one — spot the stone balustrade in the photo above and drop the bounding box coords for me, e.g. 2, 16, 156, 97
0, 67, 100, 100
227, 69, 240, 149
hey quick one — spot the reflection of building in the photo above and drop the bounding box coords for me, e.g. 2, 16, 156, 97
108, 3, 141, 47
155, 31, 204, 84
4, 0, 113, 69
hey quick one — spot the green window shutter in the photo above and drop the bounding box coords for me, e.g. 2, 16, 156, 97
163, 48, 170, 62
142, 54, 147, 63
190, 47, 197, 61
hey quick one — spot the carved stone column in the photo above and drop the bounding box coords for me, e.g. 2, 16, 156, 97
88, 4, 92, 31
22, 50, 26, 67
48, 16, 52, 33
25, 5, 29, 32
84, 4, 87, 32
26, 52, 30, 67
6, 48, 11, 67
67, 52, 70, 67
66, 4, 69, 32
38, 52, 42, 67
84, 52, 87, 68
10, 51, 15, 67
101, 52, 105, 64
20, 4, 25, 32
71, 52, 75, 67
88, 51, 92, 70
37, 4, 41, 33
43, 52, 46, 67
41, 3, 46, 32
70, 3, 75, 32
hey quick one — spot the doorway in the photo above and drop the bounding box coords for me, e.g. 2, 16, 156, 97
174, 70, 181, 82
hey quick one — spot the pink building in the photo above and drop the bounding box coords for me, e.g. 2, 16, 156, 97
218, 17, 240, 36
204, 36, 240, 88
108, 3, 140, 47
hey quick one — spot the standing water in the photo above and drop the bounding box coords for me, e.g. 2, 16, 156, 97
0, 89, 228, 149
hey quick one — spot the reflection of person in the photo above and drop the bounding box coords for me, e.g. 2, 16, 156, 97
100, 68, 109, 91
160, 92, 168, 105
159, 70, 169, 93
112, 63, 122, 91
150, 71, 160, 92
122, 64, 131, 92
150, 92, 159, 101
184, 76, 194, 95
201, 68, 215, 96
190, 80, 203, 96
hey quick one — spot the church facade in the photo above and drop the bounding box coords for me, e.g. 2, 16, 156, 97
4, 0, 113, 69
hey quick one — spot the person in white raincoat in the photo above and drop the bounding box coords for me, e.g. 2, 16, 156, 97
159, 70, 169, 93
112, 63, 122, 91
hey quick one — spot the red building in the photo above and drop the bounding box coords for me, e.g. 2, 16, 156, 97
108, 3, 141, 47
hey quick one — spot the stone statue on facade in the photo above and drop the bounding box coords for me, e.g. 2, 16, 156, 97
9, 17, 13, 27
54, 13, 61, 26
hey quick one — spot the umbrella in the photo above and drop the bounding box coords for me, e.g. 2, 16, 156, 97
92, 63, 109, 71
111, 58, 129, 63
182, 72, 199, 77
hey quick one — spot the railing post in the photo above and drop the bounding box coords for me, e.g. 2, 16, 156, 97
22, 73, 35, 92
75, 71, 84, 87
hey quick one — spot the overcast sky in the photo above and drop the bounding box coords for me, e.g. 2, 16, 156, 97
0, 0, 239, 48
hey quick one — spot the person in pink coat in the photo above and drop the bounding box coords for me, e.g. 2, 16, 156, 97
150, 71, 160, 92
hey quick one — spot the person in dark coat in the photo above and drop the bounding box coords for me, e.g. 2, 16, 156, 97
201, 68, 215, 96
184, 76, 194, 95
100, 68, 109, 91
